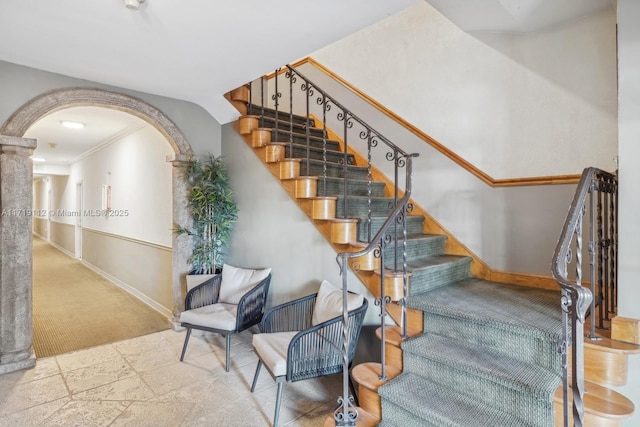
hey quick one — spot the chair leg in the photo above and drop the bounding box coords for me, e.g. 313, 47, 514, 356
273, 382, 284, 427
251, 360, 262, 392
224, 335, 231, 372
179, 328, 192, 361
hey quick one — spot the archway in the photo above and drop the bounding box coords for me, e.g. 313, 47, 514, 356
0, 87, 193, 374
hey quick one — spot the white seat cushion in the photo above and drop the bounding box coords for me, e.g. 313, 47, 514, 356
252, 331, 299, 377
311, 280, 364, 326
179, 303, 238, 331
219, 264, 271, 304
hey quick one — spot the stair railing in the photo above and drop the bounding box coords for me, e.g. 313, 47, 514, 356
247, 66, 419, 426
551, 167, 618, 427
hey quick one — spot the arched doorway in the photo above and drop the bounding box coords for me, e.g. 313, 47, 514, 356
0, 87, 193, 374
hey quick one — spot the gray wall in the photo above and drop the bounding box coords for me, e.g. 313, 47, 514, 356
0, 60, 221, 156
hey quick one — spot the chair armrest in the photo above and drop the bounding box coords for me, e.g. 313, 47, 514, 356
286, 298, 368, 382
184, 274, 222, 310
236, 274, 272, 333
260, 293, 317, 333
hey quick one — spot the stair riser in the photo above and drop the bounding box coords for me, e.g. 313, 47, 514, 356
263, 119, 326, 138
379, 400, 438, 427
272, 130, 340, 149
317, 180, 386, 198
300, 162, 368, 180
285, 145, 354, 165
421, 311, 562, 372
406, 259, 472, 295
247, 106, 314, 127
356, 217, 425, 241
402, 355, 554, 426
335, 197, 396, 218
381, 238, 447, 264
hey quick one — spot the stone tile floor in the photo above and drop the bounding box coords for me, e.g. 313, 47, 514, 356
0, 328, 345, 426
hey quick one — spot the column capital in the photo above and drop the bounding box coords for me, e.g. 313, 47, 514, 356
0, 136, 37, 156
166, 153, 196, 167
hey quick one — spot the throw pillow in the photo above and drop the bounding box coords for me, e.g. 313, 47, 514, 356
311, 279, 364, 326
219, 263, 271, 304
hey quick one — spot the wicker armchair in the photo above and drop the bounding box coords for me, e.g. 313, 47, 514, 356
250, 283, 368, 426
179, 266, 271, 372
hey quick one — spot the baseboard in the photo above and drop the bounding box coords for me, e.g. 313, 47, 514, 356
48, 239, 76, 259
80, 260, 173, 320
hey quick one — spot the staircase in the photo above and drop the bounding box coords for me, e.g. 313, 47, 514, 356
226, 74, 637, 426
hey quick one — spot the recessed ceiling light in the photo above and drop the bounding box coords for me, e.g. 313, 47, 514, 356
60, 120, 85, 129
124, 0, 145, 11
32, 157, 46, 162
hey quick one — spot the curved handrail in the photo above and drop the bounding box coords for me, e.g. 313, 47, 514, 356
285, 65, 410, 158
551, 166, 618, 427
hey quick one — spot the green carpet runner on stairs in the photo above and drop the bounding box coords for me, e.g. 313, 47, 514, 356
378, 280, 562, 427
249, 105, 563, 427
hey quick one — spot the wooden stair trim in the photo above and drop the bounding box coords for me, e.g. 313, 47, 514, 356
585, 335, 640, 355
553, 380, 635, 420
375, 325, 421, 347
612, 316, 640, 345
385, 303, 424, 334
351, 362, 401, 391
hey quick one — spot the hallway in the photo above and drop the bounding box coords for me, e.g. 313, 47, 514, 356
32, 236, 170, 358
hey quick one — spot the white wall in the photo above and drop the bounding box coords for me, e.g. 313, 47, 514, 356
311, 2, 618, 179
614, 0, 640, 424
51, 123, 174, 247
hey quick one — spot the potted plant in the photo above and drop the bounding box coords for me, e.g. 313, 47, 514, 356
174, 154, 239, 288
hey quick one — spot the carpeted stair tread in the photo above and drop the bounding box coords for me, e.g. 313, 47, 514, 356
379, 372, 531, 427
402, 254, 471, 273
402, 333, 560, 399
407, 278, 562, 341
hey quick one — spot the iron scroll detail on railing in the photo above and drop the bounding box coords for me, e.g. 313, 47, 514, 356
551, 167, 618, 427
247, 65, 419, 426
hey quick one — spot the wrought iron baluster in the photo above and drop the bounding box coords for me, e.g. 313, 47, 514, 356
552, 167, 616, 427
610, 178, 618, 315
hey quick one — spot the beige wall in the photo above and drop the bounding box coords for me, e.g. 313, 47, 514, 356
49, 221, 74, 255
82, 228, 172, 316
311, 2, 617, 179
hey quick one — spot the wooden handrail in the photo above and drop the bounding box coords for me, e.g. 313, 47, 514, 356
273, 57, 581, 188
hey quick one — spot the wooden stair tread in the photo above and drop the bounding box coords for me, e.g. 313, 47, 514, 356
351, 362, 401, 390
584, 335, 640, 354
375, 325, 421, 346
553, 380, 635, 419
323, 406, 378, 427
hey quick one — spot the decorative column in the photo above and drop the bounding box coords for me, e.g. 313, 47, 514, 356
168, 153, 193, 326
0, 135, 37, 374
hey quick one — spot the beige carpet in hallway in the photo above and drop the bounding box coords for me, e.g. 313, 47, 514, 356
32, 236, 171, 358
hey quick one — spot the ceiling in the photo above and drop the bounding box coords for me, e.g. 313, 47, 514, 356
2, 0, 615, 168
26, 106, 146, 170
425, 0, 613, 33
0, 0, 417, 126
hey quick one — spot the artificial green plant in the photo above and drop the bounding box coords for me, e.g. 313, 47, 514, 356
174, 154, 238, 274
